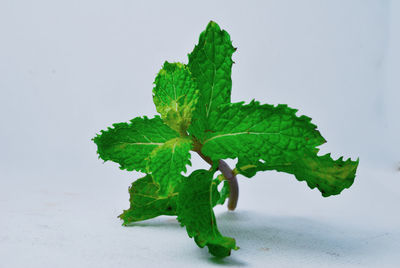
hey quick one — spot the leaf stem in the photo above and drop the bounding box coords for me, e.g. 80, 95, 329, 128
218, 160, 239, 211
193, 143, 239, 210
196, 149, 214, 166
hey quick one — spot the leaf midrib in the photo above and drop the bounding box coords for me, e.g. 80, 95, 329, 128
203, 131, 280, 144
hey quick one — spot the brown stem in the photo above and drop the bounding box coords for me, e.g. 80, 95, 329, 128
218, 160, 239, 211
194, 146, 239, 211
196, 150, 213, 166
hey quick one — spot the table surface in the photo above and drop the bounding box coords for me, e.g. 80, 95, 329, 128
1, 164, 399, 268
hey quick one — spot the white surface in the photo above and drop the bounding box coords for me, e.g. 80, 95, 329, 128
1, 166, 399, 267
1, 0, 399, 267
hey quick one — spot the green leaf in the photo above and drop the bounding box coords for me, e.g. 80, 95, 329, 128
188, 21, 236, 139
236, 152, 359, 197
201, 100, 358, 196
217, 180, 230, 206
119, 174, 178, 225
93, 116, 179, 172
147, 137, 192, 195
201, 101, 326, 165
177, 170, 237, 257
153, 62, 199, 134
212, 175, 230, 207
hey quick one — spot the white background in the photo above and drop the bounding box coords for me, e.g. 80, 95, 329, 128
1, 0, 399, 267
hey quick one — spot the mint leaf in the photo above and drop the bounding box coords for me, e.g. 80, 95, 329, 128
177, 170, 237, 257
188, 21, 236, 139
201, 101, 358, 196
147, 137, 192, 195
119, 172, 231, 226
119, 174, 178, 225
237, 152, 359, 197
201, 101, 326, 164
212, 175, 230, 206
217, 180, 230, 206
93, 116, 178, 172
153, 62, 199, 134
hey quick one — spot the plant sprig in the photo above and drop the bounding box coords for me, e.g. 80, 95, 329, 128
93, 21, 359, 257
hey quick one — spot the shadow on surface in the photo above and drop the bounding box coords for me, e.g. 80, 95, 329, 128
121, 210, 397, 265
122, 216, 180, 229
215, 210, 395, 262
206, 255, 247, 267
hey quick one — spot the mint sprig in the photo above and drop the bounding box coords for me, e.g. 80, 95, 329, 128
93, 21, 359, 258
